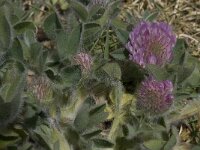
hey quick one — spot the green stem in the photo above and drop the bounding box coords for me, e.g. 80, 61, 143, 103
108, 113, 122, 141
79, 23, 85, 51
104, 28, 109, 60
108, 82, 124, 141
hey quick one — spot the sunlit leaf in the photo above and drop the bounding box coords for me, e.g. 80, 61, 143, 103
144, 139, 166, 150
102, 62, 121, 80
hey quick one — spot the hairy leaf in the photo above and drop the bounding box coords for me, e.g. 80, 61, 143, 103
0, 10, 12, 50
102, 63, 121, 80
70, 1, 88, 22
92, 138, 114, 148
14, 21, 35, 34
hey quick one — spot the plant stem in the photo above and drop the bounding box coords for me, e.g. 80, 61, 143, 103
104, 27, 109, 60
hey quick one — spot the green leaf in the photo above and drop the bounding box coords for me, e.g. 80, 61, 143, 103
10, 38, 24, 61
108, 0, 121, 19
29, 43, 42, 63
144, 139, 166, 150
24, 30, 36, 46
70, 1, 88, 22
43, 13, 62, 39
3, 68, 24, 101
92, 138, 114, 148
56, 31, 68, 58
88, 103, 108, 128
0, 10, 12, 50
0, 134, 19, 149
73, 97, 106, 133
114, 137, 140, 150
56, 25, 81, 59
102, 63, 121, 80
185, 52, 200, 66
110, 48, 126, 60
96, 8, 109, 26
88, 111, 108, 129
74, 97, 91, 132
74, 110, 89, 133
0, 131, 19, 143
88, 5, 102, 19
114, 28, 129, 44
35, 125, 71, 150
172, 39, 187, 65
181, 64, 200, 87
14, 21, 35, 34
82, 129, 102, 140
38, 50, 48, 73
109, 82, 123, 110
166, 100, 200, 125
147, 64, 170, 80
85, 22, 100, 30
177, 66, 194, 84
53, 129, 71, 150
67, 25, 81, 58
60, 66, 81, 87
89, 103, 106, 115
16, 143, 32, 150
112, 18, 128, 29
0, 69, 25, 128
64, 126, 80, 147
0, 103, 12, 128
28, 42, 47, 72
34, 125, 54, 150
163, 135, 176, 150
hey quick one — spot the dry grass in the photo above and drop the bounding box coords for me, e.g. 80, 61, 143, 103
121, 0, 200, 59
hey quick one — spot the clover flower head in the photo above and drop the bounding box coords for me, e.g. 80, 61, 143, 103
126, 21, 176, 68
136, 76, 174, 115
27, 73, 52, 102
74, 52, 92, 73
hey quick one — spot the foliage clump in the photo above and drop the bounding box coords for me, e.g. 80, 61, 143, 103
0, 0, 199, 150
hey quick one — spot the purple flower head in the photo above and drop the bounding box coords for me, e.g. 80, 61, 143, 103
126, 21, 176, 68
74, 52, 92, 73
136, 76, 174, 115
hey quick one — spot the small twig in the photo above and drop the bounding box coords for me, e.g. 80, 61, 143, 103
169, 0, 180, 25
89, 28, 106, 53
179, 34, 199, 43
